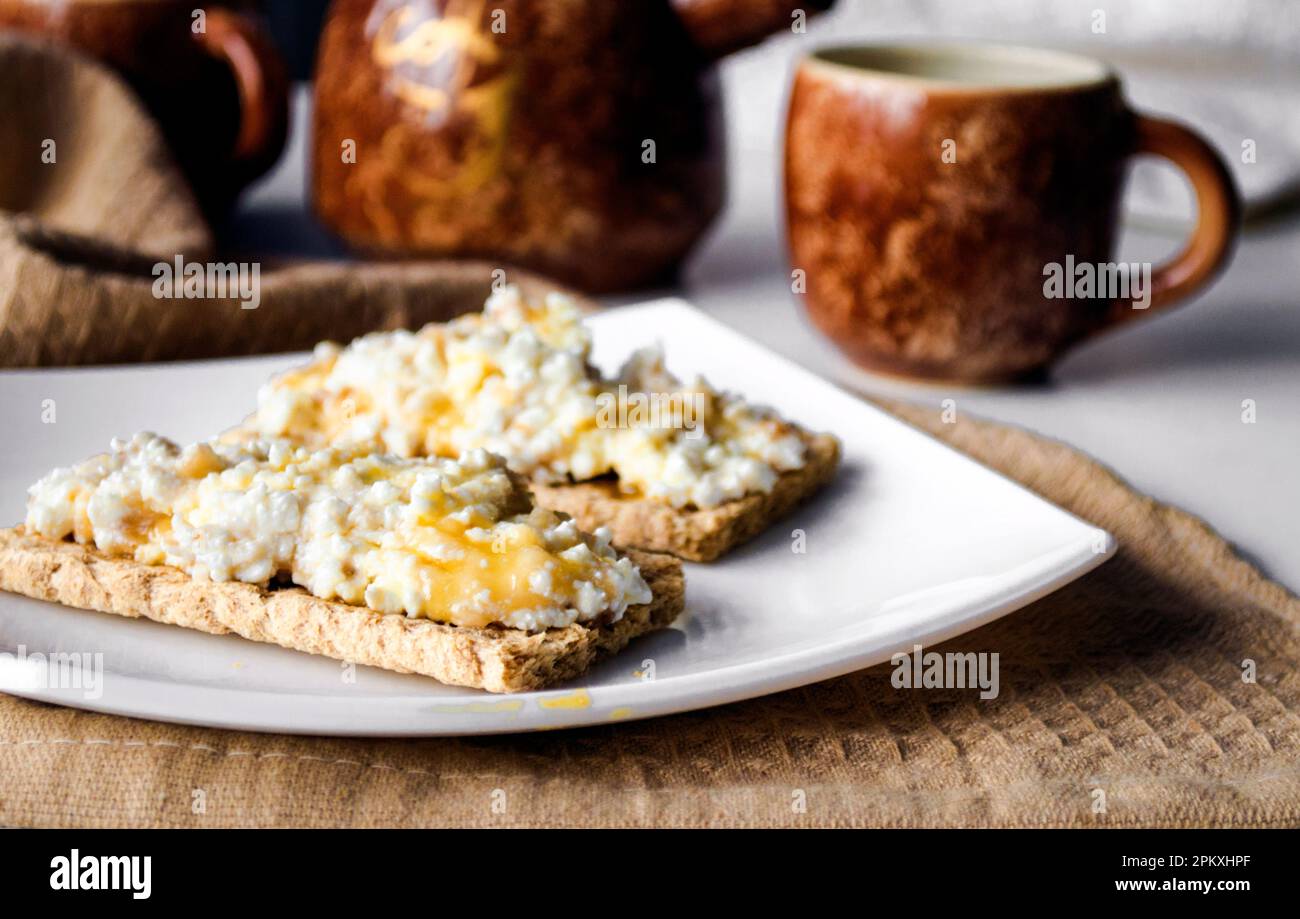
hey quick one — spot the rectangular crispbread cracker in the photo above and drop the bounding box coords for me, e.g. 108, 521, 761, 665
532, 432, 840, 562
0, 527, 683, 693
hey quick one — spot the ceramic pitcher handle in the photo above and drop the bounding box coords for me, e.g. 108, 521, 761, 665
194, 8, 288, 164
1101, 113, 1241, 328
671, 0, 835, 60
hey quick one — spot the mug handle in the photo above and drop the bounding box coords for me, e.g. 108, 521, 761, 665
193, 8, 288, 164
1099, 113, 1241, 329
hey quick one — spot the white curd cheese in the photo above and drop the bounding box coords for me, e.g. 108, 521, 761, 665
249, 286, 807, 509
26, 433, 651, 631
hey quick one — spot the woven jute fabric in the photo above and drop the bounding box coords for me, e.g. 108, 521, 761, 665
1, 33, 1298, 828
0, 34, 565, 367
2, 401, 1298, 828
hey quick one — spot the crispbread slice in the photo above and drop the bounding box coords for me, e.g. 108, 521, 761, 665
532, 433, 841, 562
223, 421, 840, 562
0, 527, 683, 694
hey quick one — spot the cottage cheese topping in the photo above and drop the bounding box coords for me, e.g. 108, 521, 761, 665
25, 434, 650, 631
249, 286, 807, 509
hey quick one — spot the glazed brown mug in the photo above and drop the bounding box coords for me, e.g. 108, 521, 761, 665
313, 0, 832, 293
785, 42, 1241, 382
0, 0, 289, 218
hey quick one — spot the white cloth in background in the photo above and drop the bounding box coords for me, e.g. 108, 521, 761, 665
806, 0, 1300, 222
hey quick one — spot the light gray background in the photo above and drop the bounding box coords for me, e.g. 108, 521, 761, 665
235, 2, 1300, 590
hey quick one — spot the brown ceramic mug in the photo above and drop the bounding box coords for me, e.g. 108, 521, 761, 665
0, 0, 289, 217
785, 42, 1241, 382
313, 0, 832, 293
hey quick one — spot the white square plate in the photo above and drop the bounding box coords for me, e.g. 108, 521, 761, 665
0, 299, 1114, 735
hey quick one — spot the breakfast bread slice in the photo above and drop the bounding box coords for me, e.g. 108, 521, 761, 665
0, 527, 683, 694
532, 432, 840, 563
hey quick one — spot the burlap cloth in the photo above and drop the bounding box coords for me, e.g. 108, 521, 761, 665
0, 34, 565, 367
1, 35, 1298, 828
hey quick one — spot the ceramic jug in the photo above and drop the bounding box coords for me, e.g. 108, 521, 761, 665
313, 0, 831, 291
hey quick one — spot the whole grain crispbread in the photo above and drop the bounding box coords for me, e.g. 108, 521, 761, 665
0, 527, 683, 693
532, 432, 840, 562
222, 420, 840, 562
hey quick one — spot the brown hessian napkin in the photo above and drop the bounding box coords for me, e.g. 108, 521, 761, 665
0, 33, 563, 367
1, 34, 1298, 829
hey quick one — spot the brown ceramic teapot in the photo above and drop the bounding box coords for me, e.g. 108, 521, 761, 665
313, 0, 832, 292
